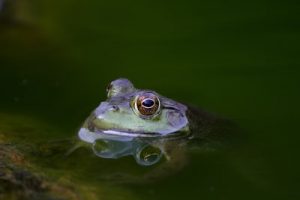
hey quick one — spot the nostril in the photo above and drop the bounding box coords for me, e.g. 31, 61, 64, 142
109, 105, 119, 112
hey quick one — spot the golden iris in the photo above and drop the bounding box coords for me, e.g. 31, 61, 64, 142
134, 93, 160, 117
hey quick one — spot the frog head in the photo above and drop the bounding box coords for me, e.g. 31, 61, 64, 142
78, 78, 190, 165
84, 78, 189, 137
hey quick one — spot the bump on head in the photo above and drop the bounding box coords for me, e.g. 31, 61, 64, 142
107, 78, 135, 98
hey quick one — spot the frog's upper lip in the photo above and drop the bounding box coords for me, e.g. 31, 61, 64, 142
78, 127, 161, 144
79, 127, 189, 144
96, 128, 161, 138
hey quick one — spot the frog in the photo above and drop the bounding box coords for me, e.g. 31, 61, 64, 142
78, 78, 232, 168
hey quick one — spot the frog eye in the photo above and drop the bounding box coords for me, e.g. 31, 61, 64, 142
133, 93, 160, 117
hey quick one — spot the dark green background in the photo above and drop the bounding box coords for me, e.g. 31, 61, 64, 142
1, 0, 299, 199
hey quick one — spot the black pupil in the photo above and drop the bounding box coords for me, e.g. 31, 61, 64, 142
142, 99, 155, 108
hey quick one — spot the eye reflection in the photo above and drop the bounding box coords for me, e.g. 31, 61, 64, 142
78, 127, 189, 167
135, 145, 163, 166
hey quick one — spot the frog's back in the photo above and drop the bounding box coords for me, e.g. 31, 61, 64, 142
186, 105, 239, 148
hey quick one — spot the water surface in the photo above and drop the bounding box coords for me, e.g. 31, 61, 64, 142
0, 0, 299, 199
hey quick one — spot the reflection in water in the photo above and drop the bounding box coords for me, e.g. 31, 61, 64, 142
78, 127, 182, 166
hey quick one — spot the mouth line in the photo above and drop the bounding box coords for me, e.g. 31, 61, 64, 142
96, 128, 161, 138
79, 127, 189, 144
94, 128, 190, 140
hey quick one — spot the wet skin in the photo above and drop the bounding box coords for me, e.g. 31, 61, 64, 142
78, 78, 231, 166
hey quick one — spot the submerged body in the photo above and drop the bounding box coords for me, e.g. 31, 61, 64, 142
79, 78, 230, 166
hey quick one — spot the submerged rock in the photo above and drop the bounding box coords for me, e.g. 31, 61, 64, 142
0, 119, 79, 200
0, 113, 141, 200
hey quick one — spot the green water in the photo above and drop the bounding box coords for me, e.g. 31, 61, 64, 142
0, 0, 299, 199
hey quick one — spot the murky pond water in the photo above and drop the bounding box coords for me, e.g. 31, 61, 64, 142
0, 0, 299, 199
